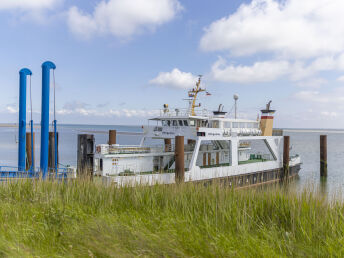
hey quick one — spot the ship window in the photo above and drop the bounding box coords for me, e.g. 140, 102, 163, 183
183, 120, 188, 126
224, 122, 231, 128
179, 120, 183, 126
167, 120, 171, 126
201, 120, 208, 127
239, 123, 246, 128
232, 122, 239, 128
212, 121, 219, 128
247, 123, 253, 128
162, 120, 167, 126
254, 123, 259, 128
190, 120, 195, 126
172, 120, 178, 126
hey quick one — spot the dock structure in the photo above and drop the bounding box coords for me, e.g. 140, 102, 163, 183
26, 132, 35, 171
77, 134, 95, 178
40, 61, 56, 178
283, 136, 290, 181
175, 136, 185, 183
18, 68, 32, 171
320, 135, 327, 177
48, 132, 59, 171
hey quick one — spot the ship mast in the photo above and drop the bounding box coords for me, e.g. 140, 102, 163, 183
188, 75, 205, 116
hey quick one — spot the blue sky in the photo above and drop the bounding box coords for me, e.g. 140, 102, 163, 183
1, 0, 344, 128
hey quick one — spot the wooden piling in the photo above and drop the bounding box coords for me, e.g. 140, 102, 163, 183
164, 138, 171, 152
77, 134, 95, 178
48, 132, 59, 171
320, 135, 327, 177
283, 136, 290, 181
175, 136, 185, 183
109, 130, 117, 145
26, 132, 35, 170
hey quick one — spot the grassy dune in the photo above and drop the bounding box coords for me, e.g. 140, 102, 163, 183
0, 180, 342, 257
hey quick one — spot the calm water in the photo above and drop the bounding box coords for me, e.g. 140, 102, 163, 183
0, 125, 343, 196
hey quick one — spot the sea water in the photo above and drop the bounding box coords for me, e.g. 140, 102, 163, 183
0, 125, 343, 196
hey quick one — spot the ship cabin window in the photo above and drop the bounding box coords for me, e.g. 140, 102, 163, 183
162, 120, 167, 126
232, 122, 239, 128
167, 120, 171, 126
179, 120, 183, 126
239, 122, 246, 128
211, 120, 220, 128
202, 120, 208, 127
247, 123, 255, 128
183, 120, 188, 126
224, 122, 231, 128
172, 120, 178, 126
190, 120, 196, 126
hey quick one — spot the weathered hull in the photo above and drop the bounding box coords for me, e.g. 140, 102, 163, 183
198, 164, 301, 188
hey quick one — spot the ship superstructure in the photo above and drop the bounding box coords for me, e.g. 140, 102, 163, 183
95, 77, 301, 187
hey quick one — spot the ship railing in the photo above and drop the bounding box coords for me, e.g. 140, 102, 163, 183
153, 143, 195, 153
97, 143, 195, 155
97, 144, 152, 155
159, 108, 212, 117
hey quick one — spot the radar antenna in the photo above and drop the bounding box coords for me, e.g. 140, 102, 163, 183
188, 75, 206, 116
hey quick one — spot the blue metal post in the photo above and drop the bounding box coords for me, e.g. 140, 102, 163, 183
18, 68, 32, 171
54, 119, 57, 177
40, 61, 56, 178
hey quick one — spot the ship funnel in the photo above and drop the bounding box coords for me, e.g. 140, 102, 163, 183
260, 100, 276, 136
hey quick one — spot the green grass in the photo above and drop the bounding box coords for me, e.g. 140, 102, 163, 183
0, 180, 342, 257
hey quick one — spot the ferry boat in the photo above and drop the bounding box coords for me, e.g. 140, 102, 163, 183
95, 76, 301, 187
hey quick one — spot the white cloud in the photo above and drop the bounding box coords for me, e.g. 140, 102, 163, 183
67, 0, 182, 39
211, 57, 290, 83
294, 87, 344, 104
209, 54, 344, 84
337, 76, 344, 82
293, 91, 329, 103
57, 101, 159, 118
320, 111, 337, 118
149, 68, 198, 89
296, 78, 327, 89
200, 0, 344, 59
5, 105, 18, 114
110, 109, 159, 118
0, 0, 60, 10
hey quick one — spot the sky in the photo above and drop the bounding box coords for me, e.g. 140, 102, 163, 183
1, 0, 344, 128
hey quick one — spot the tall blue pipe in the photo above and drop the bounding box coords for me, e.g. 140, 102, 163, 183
40, 61, 56, 178
18, 68, 32, 171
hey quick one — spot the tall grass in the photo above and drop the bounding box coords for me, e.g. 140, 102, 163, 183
0, 180, 342, 257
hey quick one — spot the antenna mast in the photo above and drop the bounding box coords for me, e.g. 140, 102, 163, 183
188, 75, 205, 116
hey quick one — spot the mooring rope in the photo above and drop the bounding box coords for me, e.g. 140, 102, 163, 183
52, 69, 58, 177
29, 75, 34, 172
29, 75, 33, 122
53, 69, 56, 122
